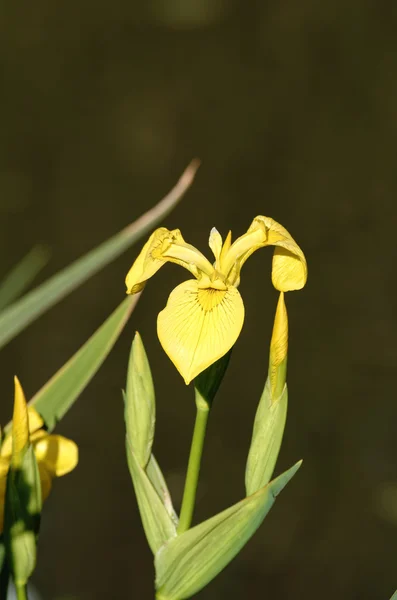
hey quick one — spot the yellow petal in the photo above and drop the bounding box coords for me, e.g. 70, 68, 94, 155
126, 227, 215, 294
27, 407, 44, 434
11, 376, 29, 467
157, 280, 244, 384
1, 408, 45, 459
125, 227, 173, 294
269, 292, 288, 398
38, 463, 52, 501
0, 433, 12, 457
34, 434, 78, 477
252, 217, 307, 291
222, 216, 307, 291
208, 227, 223, 265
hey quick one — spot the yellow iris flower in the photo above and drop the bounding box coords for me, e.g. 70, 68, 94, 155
0, 377, 78, 533
126, 215, 307, 384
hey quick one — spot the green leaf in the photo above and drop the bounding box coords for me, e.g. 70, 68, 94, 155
146, 454, 178, 527
126, 440, 177, 554
245, 379, 288, 496
4, 445, 42, 586
155, 461, 301, 600
390, 592, 397, 600
0, 246, 50, 312
4, 295, 138, 433
0, 161, 199, 351
125, 333, 155, 468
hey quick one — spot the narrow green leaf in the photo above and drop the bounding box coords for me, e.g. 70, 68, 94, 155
0, 160, 199, 350
155, 461, 301, 600
146, 455, 178, 527
4, 295, 138, 433
0, 246, 50, 312
245, 379, 288, 496
125, 333, 155, 468
4, 445, 42, 586
126, 440, 177, 554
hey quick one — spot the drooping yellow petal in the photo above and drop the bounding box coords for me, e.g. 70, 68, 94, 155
125, 227, 174, 294
222, 216, 307, 291
269, 292, 288, 399
33, 434, 78, 477
126, 227, 215, 294
157, 279, 245, 384
11, 376, 29, 468
252, 217, 307, 291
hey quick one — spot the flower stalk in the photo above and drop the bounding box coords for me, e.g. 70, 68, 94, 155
177, 389, 210, 535
15, 582, 28, 600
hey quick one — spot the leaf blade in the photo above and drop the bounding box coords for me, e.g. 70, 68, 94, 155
0, 246, 50, 312
11, 295, 138, 432
245, 379, 288, 495
125, 333, 155, 468
0, 161, 199, 350
126, 440, 177, 554
155, 461, 301, 600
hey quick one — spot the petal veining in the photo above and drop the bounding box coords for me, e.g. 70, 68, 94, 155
157, 280, 244, 384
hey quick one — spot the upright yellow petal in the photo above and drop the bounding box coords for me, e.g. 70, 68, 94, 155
33, 434, 78, 477
11, 376, 29, 468
208, 227, 223, 266
269, 292, 288, 399
157, 280, 244, 384
0, 409, 44, 459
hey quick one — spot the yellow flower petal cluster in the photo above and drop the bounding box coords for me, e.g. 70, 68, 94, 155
0, 377, 78, 533
125, 216, 307, 384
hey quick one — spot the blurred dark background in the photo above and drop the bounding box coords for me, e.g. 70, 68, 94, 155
1, 1, 397, 598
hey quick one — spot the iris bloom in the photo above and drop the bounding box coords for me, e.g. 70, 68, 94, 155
0, 377, 78, 533
126, 216, 307, 384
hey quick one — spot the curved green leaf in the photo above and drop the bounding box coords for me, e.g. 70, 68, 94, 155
3, 295, 139, 433
155, 461, 302, 600
0, 246, 50, 312
0, 161, 199, 350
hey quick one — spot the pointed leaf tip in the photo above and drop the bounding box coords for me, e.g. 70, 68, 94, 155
270, 460, 302, 498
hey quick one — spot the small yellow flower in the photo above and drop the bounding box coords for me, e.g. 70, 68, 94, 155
0, 377, 78, 533
126, 216, 307, 384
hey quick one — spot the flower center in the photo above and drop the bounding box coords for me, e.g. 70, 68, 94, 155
197, 288, 227, 312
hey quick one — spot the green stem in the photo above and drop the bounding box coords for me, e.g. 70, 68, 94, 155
15, 582, 28, 600
177, 388, 210, 535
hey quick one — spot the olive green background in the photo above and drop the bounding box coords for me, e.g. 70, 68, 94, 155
1, 1, 397, 599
